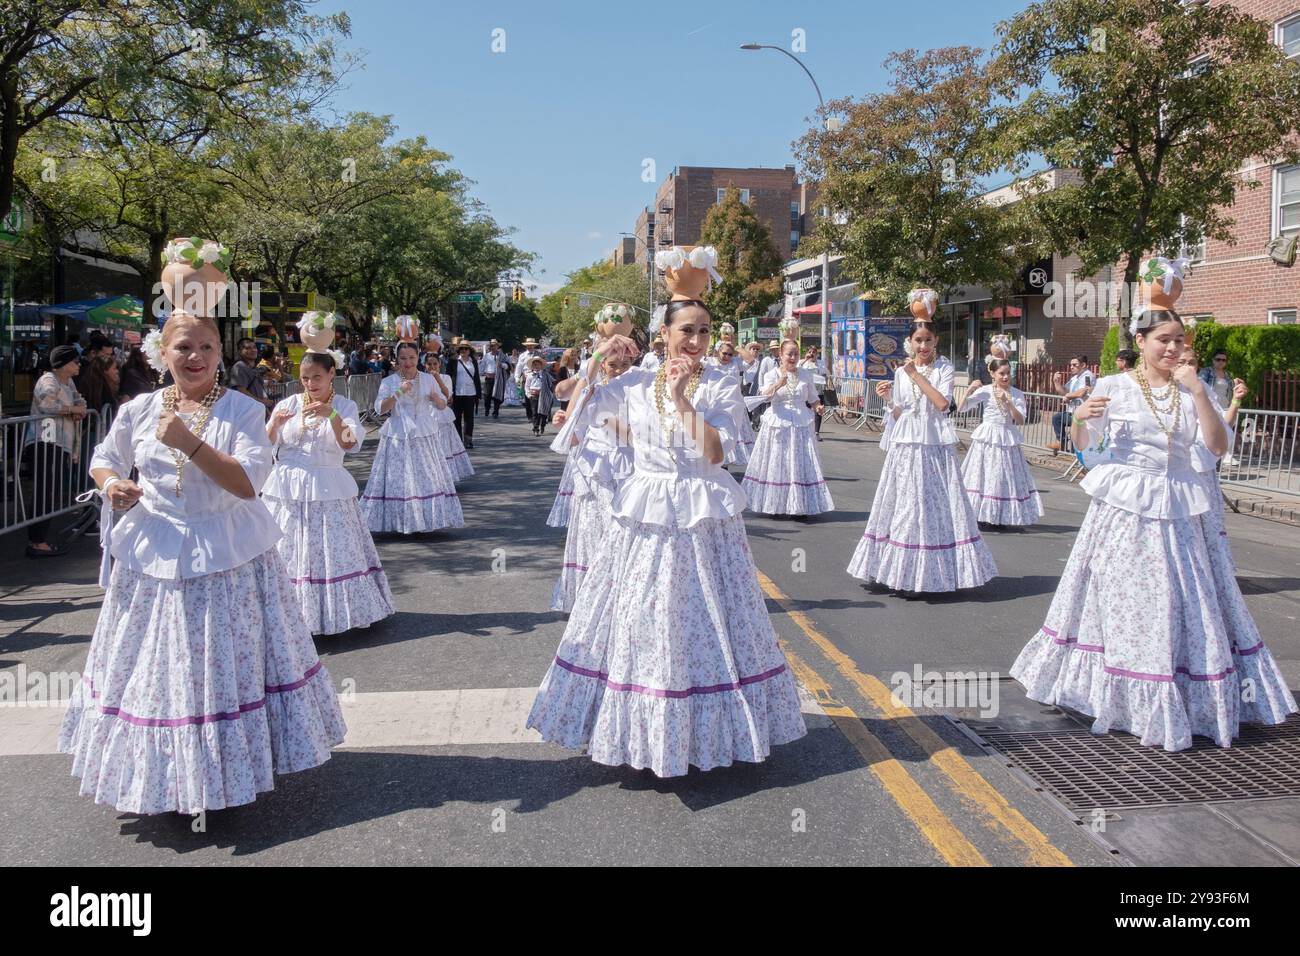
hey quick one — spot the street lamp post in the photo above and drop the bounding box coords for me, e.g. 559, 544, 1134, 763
741, 42, 832, 363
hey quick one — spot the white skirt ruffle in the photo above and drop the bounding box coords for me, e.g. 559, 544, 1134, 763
547, 448, 578, 528
58, 549, 348, 814
725, 412, 756, 467
847, 442, 997, 592
264, 495, 395, 635
741, 422, 834, 515
361, 434, 464, 533
551, 479, 615, 613
441, 420, 474, 481
1010, 497, 1296, 751
528, 512, 807, 776
960, 440, 1044, 526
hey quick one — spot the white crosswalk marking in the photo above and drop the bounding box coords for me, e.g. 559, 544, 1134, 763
0, 686, 827, 755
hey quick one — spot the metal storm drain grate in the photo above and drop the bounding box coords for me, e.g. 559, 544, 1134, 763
975, 716, 1300, 811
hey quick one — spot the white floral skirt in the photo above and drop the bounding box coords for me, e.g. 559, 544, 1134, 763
1010, 498, 1296, 751
441, 420, 474, 481
551, 478, 615, 613
264, 495, 395, 635
547, 448, 578, 528
58, 549, 348, 814
726, 412, 756, 467
847, 442, 997, 592
527, 512, 807, 776
960, 440, 1044, 526
742, 423, 834, 515
361, 434, 464, 534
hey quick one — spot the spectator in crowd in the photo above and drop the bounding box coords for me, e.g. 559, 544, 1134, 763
73, 331, 114, 392
1198, 349, 1234, 408
79, 354, 121, 419
800, 345, 829, 440
1115, 349, 1138, 372
349, 349, 370, 376
552, 348, 577, 411
118, 346, 157, 400
24, 345, 87, 557
229, 337, 274, 416
379, 345, 395, 376
257, 345, 284, 383
1049, 355, 1095, 453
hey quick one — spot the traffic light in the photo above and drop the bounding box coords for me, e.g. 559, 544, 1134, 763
513, 285, 524, 303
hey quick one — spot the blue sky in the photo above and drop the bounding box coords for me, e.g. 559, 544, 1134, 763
317, 0, 1031, 294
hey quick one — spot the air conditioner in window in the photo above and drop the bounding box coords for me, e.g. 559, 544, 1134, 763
1267, 235, 1297, 266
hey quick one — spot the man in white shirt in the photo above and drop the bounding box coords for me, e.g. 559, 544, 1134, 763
1050, 354, 1095, 453
449, 341, 482, 448
480, 339, 502, 417
641, 336, 665, 371
516, 338, 540, 387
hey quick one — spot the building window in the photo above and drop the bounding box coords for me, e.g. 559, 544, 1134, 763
1279, 13, 1300, 59
790, 230, 800, 251
790, 201, 800, 223
1177, 214, 1205, 263
1277, 165, 1300, 236
717, 188, 750, 205
1269, 309, 1297, 325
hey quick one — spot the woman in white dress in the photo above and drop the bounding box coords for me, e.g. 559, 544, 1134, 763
957, 358, 1043, 527
60, 314, 346, 814
433, 365, 474, 481
1011, 308, 1296, 751
527, 298, 807, 776
264, 350, 395, 635
846, 316, 997, 592
741, 338, 833, 517
549, 334, 638, 612
711, 338, 756, 470
361, 341, 464, 533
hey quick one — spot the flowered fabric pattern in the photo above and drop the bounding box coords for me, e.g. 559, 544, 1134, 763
847, 442, 997, 591
264, 495, 395, 635
58, 549, 348, 814
742, 421, 833, 515
960, 442, 1043, 526
360, 434, 464, 533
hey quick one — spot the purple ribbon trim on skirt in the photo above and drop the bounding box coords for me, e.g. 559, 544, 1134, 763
553, 656, 787, 699
83, 660, 324, 727
561, 563, 588, 571
288, 566, 385, 586
1039, 626, 1246, 682
860, 531, 981, 551
363, 492, 458, 502
964, 488, 1039, 502
744, 476, 827, 488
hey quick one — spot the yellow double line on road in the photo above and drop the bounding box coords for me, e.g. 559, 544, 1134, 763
757, 570, 1072, 867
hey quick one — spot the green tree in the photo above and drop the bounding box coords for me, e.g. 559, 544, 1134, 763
461, 298, 546, 351
993, 0, 1300, 347
538, 260, 661, 346
0, 0, 346, 223
797, 47, 1024, 312
697, 185, 783, 322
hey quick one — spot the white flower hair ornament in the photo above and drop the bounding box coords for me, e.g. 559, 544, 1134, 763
296, 310, 336, 334
648, 303, 668, 336
594, 302, 633, 325
655, 245, 724, 293
778, 317, 801, 342
161, 237, 232, 275
143, 328, 166, 373
328, 348, 346, 370
654, 247, 687, 272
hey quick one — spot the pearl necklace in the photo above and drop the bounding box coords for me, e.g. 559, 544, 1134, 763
300, 387, 335, 432
908, 360, 938, 414
654, 361, 703, 440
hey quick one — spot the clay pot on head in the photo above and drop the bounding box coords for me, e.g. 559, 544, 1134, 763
661, 247, 712, 300
908, 288, 939, 321
1139, 275, 1183, 311
161, 238, 230, 319
299, 323, 334, 352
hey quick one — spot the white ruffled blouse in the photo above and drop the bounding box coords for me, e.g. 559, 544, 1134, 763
561, 365, 747, 529
1079, 373, 1214, 519
433, 373, 455, 424
759, 365, 818, 429
964, 385, 1028, 447
562, 378, 636, 496
263, 393, 366, 502
375, 371, 441, 439
89, 389, 281, 580
887, 357, 957, 446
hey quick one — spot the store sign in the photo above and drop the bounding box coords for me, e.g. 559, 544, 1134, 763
1015, 257, 1053, 295
864, 317, 911, 380
784, 273, 821, 294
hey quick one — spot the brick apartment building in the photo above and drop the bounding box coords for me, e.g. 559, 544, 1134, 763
631, 165, 816, 269
1176, 0, 1300, 327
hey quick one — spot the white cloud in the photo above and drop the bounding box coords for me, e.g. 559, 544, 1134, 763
586, 231, 604, 240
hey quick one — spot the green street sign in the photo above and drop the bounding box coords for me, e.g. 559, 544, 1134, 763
455, 292, 483, 303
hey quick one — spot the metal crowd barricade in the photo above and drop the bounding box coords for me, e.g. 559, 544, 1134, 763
1, 408, 106, 537
1219, 408, 1300, 497
340, 373, 383, 426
